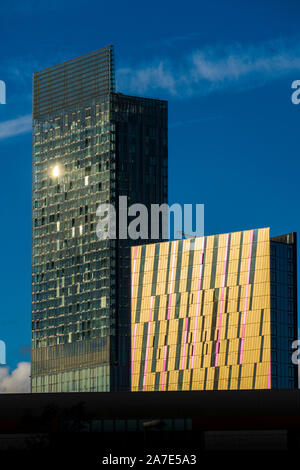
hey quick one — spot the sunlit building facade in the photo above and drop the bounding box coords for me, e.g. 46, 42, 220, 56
131, 228, 298, 391
31, 46, 168, 392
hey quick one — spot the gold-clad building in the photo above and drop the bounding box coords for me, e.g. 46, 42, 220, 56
131, 228, 298, 391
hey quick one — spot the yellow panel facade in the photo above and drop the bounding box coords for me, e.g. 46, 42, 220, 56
131, 228, 272, 391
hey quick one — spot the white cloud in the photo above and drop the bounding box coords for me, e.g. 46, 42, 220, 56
0, 114, 31, 140
118, 61, 177, 96
0, 362, 31, 393
117, 38, 300, 98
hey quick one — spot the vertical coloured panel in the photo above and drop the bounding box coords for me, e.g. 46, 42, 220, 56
131, 228, 272, 391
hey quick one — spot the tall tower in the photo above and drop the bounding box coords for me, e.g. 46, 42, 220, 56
31, 46, 168, 392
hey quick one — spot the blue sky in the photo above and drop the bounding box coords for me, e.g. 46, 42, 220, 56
0, 0, 299, 384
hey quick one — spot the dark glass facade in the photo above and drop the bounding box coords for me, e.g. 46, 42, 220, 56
270, 233, 298, 388
31, 46, 168, 392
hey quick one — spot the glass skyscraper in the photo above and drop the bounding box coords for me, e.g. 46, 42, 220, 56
131, 228, 298, 391
31, 46, 168, 392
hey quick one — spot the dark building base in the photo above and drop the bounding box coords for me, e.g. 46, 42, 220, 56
0, 390, 300, 463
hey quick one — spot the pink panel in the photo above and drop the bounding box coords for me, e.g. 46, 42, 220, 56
131, 246, 138, 300
131, 323, 137, 381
